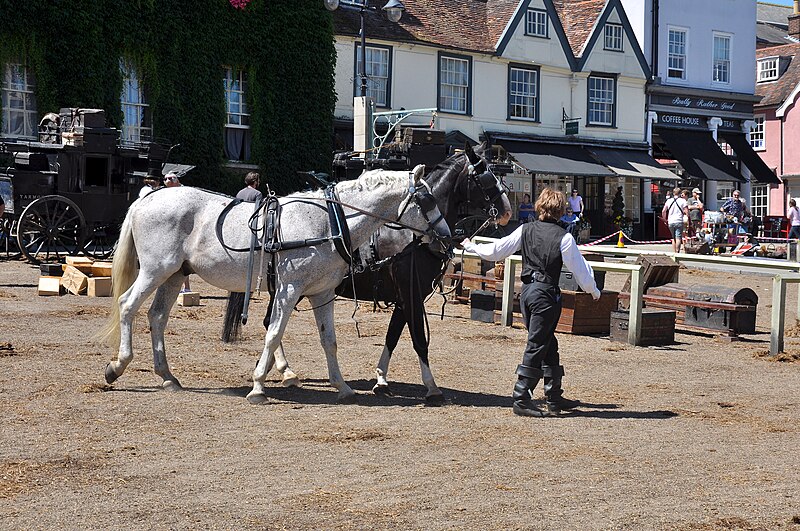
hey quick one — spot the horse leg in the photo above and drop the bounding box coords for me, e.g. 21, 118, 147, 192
311, 291, 356, 404
261, 297, 299, 387
407, 304, 444, 405
373, 307, 405, 396
105, 273, 165, 384
147, 272, 185, 391
247, 289, 301, 404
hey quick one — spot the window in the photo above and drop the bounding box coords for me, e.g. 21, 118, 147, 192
120, 61, 151, 143
525, 9, 548, 38
604, 24, 624, 51
750, 116, 765, 150
1, 63, 37, 139
223, 66, 251, 161
438, 53, 471, 115
508, 66, 539, 121
757, 57, 778, 82
667, 28, 687, 80
716, 182, 736, 203
713, 33, 731, 84
355, 44, 391, 107
587, 75, 615, 126
751, 184, 768, 218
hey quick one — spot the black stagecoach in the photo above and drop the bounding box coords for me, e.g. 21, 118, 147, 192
0, 108, 192, 263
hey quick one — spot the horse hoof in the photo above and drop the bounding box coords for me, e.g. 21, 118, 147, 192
281, 375, 300, 388
104, 363, 118, 384
372, 383, 393, 396
425, 393, 445, 406
162, 380, 183, 392
337, 393, 357, 405
246, 391, 271, 405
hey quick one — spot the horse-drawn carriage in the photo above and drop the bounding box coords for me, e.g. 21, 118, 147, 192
0, 108, 190, 263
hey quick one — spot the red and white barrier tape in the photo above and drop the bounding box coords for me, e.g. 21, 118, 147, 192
579, 230, 671, 247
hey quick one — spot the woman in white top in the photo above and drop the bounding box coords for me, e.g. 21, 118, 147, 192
788, 199, 800, 240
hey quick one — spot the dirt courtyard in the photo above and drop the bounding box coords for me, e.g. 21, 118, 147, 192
0, 258, 799, 530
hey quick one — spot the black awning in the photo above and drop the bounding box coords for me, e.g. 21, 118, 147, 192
587, 147, 679, 180
497, 140, 614, 177
656, 128, 744, 182
719, 132, 781, 184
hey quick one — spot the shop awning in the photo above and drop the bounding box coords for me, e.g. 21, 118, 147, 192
497, 140, 614, 177
656, 128, 744, 182
719, 132, 781, 184
587, 147, 680, 180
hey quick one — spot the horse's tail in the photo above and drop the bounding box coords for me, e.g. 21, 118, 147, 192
94, 213, 139, 349
221, 291, 245, 343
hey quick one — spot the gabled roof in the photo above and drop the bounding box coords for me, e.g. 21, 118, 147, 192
757, 22, 796, 48
756, 42, 800, 108
331, 0, 519, 54
757, 2, 792, 25
552, 0, 606, 57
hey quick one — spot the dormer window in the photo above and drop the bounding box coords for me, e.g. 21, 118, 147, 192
758, 57, 778, 82
525, 9, 548, 38
604, 23, 623, 52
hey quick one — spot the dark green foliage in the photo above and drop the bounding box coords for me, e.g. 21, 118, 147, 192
0, 0, 336, 195
611, 186, 625, 221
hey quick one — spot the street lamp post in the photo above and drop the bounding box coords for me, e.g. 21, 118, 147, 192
324, 0, 405, 99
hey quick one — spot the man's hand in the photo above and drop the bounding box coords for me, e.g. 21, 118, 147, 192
592, 289, 601, 301
459, 238, 472, 249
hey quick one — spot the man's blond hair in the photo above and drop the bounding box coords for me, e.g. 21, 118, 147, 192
535, 188, 566, 222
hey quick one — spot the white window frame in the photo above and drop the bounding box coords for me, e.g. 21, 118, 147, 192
355, 44, 391, 107
604, 23, 624, 52
508, 66, 538, 121
716, 182, 736, 203
750, 115, 765, 151
750, 184, 769, 218
224, 66, 250, 129
1, 63, 37, 139
757, 57, 778, 82
587, 75, 615, 127
438, 54, 471, 115
525, 9, 548, 38
667, 27, 687, 80
120, 60, 151, 143
712, 32, 731, 85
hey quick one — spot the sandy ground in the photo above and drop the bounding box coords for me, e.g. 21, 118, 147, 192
0, 257, 799, 530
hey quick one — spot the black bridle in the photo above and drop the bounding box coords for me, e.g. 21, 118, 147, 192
465, 158, 506, 221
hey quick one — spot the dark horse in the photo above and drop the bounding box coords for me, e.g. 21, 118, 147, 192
221, 143, 510, 404
337, 143, 511, 404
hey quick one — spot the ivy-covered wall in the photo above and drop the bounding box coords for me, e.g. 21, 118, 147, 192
0, 0, 336, 195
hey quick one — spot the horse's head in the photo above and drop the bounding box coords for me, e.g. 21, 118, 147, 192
398, 164, 451, 243
423, 142, 512, 230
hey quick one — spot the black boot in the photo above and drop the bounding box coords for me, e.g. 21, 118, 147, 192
512, 364, 546, 417
543, 365, 580, 415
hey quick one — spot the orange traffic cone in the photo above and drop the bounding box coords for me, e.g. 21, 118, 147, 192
616, 230, 626, 248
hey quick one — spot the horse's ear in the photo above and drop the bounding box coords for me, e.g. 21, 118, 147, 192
412, 164, 425, 185
465, 142, 478, 164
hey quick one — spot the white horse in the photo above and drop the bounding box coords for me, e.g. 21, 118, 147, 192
96, 165, 450, 404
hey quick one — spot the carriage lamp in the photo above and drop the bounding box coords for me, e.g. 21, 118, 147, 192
324, 0, 405, 96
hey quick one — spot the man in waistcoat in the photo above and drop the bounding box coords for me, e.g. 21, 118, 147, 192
462, 188, 601, 417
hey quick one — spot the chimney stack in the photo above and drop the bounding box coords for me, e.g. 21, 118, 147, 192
790, 1, 800, 40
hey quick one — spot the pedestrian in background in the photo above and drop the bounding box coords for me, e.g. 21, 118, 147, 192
662, 186, 688, 253
568, 189, 584, 218
789, 199, 800, 240
518, 193, 535, 223
236, 172, 263, 202
687, 188, 704, 236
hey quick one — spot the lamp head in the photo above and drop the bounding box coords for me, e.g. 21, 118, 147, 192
324, 0, 339, 11
382, 0, 404, 22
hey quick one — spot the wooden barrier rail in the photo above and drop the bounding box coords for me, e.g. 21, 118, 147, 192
771, 273, 800, 355
466, 237, 645, 345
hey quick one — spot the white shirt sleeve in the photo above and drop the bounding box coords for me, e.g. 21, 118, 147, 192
461, 226, 523, 262
560, 233, 601, 299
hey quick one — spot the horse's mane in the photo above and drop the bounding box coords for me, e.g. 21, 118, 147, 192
335, 169, 408, 193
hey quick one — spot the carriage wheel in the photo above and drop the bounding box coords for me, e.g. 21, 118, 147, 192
16, 196, 87, 264
454, 215, 507, 240
0, 216, 22, 260
83, 222, 120, 260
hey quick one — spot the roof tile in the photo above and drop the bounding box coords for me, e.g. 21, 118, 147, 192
552, 0, 606, 56
756, 42, 800, 107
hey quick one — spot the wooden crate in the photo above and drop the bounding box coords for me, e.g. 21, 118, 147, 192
38, 276, 63, 296
61, 265, 88, 295
87, 277, 112, 297
64, 256, 94, 275
610, 309, 676, 346
91, 261, 113, 277
40, 263, 63, 277
556, 290, 619, 335
177, 291, 200, 307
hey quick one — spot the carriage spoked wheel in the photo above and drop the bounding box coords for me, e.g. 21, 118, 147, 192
16, 196, 87, 264
0, 216, 22, 260
83, 222, 120, 260
454, 215, 508, 240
